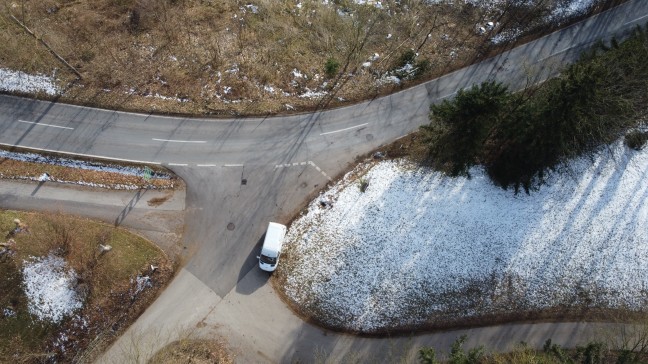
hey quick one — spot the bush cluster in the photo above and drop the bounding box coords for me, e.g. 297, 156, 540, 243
421, 25, 648, 193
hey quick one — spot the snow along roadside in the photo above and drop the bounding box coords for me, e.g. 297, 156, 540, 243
0, 150, 174, 190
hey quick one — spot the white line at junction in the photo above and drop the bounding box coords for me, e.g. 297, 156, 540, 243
274, 161, 332, 181
152, 138, 207, 143
18, 120, 74, 130
319, 123, 368, 136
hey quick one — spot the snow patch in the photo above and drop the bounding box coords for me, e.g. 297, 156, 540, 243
0, 67, 59, 96
292, 69, 305, 79
298, 88, 328, 99
23, 254, 83, 323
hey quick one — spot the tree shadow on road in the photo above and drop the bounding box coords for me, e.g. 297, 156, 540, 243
114, 188, 147, 226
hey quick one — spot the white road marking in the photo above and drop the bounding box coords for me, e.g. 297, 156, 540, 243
223, 164, 244, 167
168, 163, 188, 166
274, 161, 331, 181
319, 123, 369, 136
18, 120, 74, 130
439, 91, 457, 99
197, 164, 216, 167
0, 142, 161, 165
309, 161, 332, 181
549, 46, 573, 57
152, 138, 207, 143
624, 14, 648, 25
538, 45, 574, 62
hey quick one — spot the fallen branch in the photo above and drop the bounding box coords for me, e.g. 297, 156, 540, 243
9, 14, 83, 80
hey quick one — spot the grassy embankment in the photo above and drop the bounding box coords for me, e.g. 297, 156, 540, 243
0, 0, 623, 115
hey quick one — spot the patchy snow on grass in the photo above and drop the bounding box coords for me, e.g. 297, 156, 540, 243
550, 0, 597, 22
299, 88, 328, 99
490, 27, 524, 45
0, 150, 171, 179
22, 254, 83, 323
0, 67, 59, 96
0, 150, 173, 189
282, 141, 648, 332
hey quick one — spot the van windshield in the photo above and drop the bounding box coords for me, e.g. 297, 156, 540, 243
260, 254, 277, 265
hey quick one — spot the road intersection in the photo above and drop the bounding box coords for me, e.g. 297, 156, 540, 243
1, 1, 648, 361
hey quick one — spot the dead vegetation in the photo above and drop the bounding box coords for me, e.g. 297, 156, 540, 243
0, 0, 626, 116
0, 153, 179, 189
148, 338, 234, 364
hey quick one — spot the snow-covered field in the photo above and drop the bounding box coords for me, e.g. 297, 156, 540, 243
281, 141, 648, 332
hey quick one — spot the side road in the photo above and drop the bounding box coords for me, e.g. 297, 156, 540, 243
102, 242, 618, 363
0, 180, 185, 255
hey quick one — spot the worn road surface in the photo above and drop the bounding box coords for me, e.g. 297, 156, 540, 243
1, 1, 647, 362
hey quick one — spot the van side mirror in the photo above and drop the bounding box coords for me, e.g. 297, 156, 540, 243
256, 256, 260, 259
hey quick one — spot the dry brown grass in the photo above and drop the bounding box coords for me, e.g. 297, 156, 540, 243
0, 0, 621, 116
148, 338, 234, 364
0, 154, 178, 189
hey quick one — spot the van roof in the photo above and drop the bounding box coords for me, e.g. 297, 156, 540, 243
262, 222, 287, 253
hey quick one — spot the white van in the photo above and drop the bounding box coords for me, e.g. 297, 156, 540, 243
257, 222, 287, 272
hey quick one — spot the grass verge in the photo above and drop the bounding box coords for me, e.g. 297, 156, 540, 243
0, 209, 174, 363
0, 146, 180, 190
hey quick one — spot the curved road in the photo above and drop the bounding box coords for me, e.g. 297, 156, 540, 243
1, 1, 647, 362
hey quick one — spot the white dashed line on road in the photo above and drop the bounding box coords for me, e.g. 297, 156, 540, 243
18, 120, 74, 130
319, 123, 368, 136
223, 164, 244, 167
152, 138, 207, 143
197, 164, 217, 167
168, 163, 188, 166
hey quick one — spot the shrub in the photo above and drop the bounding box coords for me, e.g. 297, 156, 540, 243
625, 130, 648, 150
397, 49, 416, 68
418, 347, 439, 364
324, 57, 340, 79
421, 81, 513, 176
358, 178, 369, 193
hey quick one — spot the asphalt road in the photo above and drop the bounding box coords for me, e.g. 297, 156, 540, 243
1, 1, 648, 362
